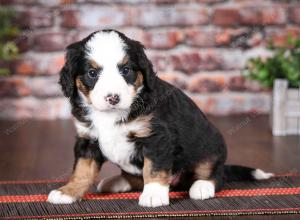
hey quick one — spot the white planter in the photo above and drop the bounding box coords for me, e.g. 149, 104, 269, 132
272, 79, 300, 136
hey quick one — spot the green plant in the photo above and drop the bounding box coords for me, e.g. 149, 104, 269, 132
0, 7, 20, 76
244, 37, 300, 88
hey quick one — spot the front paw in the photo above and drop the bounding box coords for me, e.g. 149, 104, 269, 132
189, 180, 215, 200
47, 189, 77, 204
138, 183, 169, 207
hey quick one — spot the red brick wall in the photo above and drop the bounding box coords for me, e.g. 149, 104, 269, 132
0, 0, 299, 119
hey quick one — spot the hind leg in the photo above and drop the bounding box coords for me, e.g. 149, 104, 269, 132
97, 171, 143, 193
189, 160, 224, 200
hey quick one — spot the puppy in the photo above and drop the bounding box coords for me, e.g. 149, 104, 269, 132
47, 29, 273, 207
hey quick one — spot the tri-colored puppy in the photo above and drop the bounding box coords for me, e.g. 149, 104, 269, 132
47, 29, 273, 207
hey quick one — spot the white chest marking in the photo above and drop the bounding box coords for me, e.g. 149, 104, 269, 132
91, 110, 142, 175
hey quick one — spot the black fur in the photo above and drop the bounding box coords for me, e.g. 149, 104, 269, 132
73, 137, 106, 169
59, 42, 84, 98
130, 79, 228, 190
224, 165, 256, 181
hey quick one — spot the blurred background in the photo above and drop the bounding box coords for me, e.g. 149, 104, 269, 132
0, 0, 299, 182
1, 0, 299, 119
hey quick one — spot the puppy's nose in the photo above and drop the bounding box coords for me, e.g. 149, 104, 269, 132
105, 93, 120, 105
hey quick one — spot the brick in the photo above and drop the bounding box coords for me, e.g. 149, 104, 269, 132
33, 32, 76, 52
197, 0, 224, 3
266, 26, 300, 47
223, 48, 271, 70
185, 28, 262, 48
16, 8, 54, 28
0, 77, 29, 97
243, 31, 264, 48
213, 7, 240, 26
169, 50, 223, 74
244, 79, 267, 93
221, 49, 245, 70
14, 53, 65, 75
185, 28, 217, 47
215, 28, 262, 48
153, 0, 188, 3
37, 0, 75, 7
190, 92, 271, 115
243, 47, 273, 65
0, 76, 61, 97
118, 28, 144, 43
147, 53, 169, 72
227, 75, 246, 91
170, 51, 202, 74
215, 29, 238, 46
187, 74, 226, 93
143, 29, 183, 49
239, 6, 287, 25
14, 61, 34, 75
0, 0, 76, 4
136, 5, 209, 27
0, 0, 36, 5
198, 50, 223, 71
185, 71, 254, 93
61, 6, 132, 28
0, 97, 71, 120
0, 0, 74, 5
213, 5, 287, 26
157, 72, 187, 89
82, 0, 190, 3
289, 5, 300, 24
15, 33, 31, 53
61, 9, 79, 28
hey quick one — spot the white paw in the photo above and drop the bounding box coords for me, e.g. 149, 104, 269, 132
97, 175, 132, 193
138, 183, 169, 207
189, 180, 215, 200
252, 169, 274, 180
47, 190, 77, 204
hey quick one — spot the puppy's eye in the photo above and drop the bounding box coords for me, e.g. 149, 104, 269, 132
88, 69, 98, 78
121, 67, 130, 75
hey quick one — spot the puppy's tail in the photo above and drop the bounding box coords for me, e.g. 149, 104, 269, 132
224, 165, 274, 181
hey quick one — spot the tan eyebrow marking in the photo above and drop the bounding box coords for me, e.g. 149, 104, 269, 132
119, 55, 129, 66
89, 60, 101, 69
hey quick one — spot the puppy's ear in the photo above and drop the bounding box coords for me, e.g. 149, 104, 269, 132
130, 40, 156, 91
59, 63, 73, 98
59, 42, 83, 98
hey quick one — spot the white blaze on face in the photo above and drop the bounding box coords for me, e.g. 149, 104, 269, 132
86, 31, 135, 111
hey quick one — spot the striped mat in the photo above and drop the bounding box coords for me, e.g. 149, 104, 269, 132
1, 175, 300, 219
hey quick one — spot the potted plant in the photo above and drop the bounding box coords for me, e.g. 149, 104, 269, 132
0, 7, 19, 76
244, 37, 300, 136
